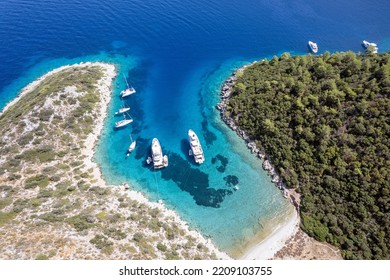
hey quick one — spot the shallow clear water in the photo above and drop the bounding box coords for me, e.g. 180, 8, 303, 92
1, 0, 389, 256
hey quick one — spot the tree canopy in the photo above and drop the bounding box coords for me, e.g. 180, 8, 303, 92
226, 51, 390, 259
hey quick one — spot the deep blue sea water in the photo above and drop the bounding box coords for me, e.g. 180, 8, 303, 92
1, 0, 390, 256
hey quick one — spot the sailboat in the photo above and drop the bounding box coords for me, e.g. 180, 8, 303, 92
115, 106, 130, 115
115, 112, 133, 128
126, 135, 136, 156
120, 74, 136, 98
115, 100, 130, 115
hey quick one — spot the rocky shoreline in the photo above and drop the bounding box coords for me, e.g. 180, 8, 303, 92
216, 64, 294, 205
215, 62, 343, 260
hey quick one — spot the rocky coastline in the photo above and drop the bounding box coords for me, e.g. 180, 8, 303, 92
216, 64, 294, 205
216, 62, 343, 260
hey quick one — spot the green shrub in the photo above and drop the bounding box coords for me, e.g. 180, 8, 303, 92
90, 234, 113, 254
301, 213, 330, 242
0, 211, 17, 226
133, 232, 144, 242
23, 146, 56, 163
0, 198, 13, 210
24, 174, 49, 189
31, 198, 42, 207
67, 214, 94, 232
39, 211, 65, 222
35, 254, 49, 260
38, 108, 54, 122
104, 228, 126, 240
12, 199, 29, 213
17, 133, 34, 146
157, 243, 167, 252
38, 189, 55, 198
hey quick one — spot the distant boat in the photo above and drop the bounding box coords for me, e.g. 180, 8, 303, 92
362, 40, 377, 48
126, 136, 136, 156
149, 138, 168, 169
362, 40, 378, 53
188, 129, 205, 164
120, 74, 136, 98
308, 41, 318, 53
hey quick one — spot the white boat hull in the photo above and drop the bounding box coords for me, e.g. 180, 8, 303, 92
151, 138, 168, 169
188, 129, 205, 164
115, 118, 133, 128
121, 88, 136, 97
308, 41, 318, 53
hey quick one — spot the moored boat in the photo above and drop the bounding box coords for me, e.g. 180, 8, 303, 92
150, 138, 168, 169
126, 136, 136, 156
308, 41, 318, 53
120, 87, 136, 98
362, 40, 378, 53
115, 106, 130, 115
362, 40, 377, 48
120, 75, 136, 98
115, 118, 133, 128
188, 129, 205, 164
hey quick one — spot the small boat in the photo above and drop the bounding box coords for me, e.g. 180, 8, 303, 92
126, 136, 136, 156
362, 40, 378, 53
115, 118, 133, 128
362, 40, 377, 48
120, 74, 136, 98
151, 138, 168, 169
115, 106, 130, 115
188, 129, 205, 164
308, 41, 318, 53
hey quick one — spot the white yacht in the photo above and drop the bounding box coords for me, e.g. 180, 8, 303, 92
188, 129, 205, 164
308, 41, 318, 53
120, 75, 136, 98
362, 40, 378, 53
362, 40, 377, 48
151, 138, 168, 169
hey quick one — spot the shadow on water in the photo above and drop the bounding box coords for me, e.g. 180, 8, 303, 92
113, 125, 129, 131
161, 152, 232, 208
211, 154, 229, 173
223, 175, 239, 188
201, 119, 217, 147
134, 136, 150, 161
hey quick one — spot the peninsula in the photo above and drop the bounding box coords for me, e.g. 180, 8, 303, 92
0, 62, 228, 260
218, 51, 389, 260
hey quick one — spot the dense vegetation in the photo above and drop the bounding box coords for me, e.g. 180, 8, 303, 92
226, 51, 390, 259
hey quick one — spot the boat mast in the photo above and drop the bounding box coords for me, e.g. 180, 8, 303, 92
123, 74, 130, 89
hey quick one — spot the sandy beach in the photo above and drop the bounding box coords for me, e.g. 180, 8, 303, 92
240, 210, 299, 259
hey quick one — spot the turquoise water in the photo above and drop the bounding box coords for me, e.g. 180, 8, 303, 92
95, 57, 292, 255
1, 0, 390, 256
